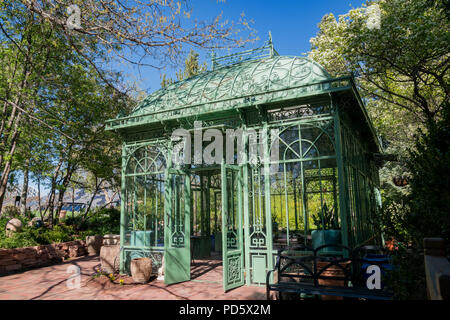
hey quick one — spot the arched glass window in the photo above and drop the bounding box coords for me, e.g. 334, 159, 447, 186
124, 144, 167, 248
268, 119, 339, 250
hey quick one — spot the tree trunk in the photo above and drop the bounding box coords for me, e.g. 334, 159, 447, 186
38, 177, 43, 221
81, 177, 102, 223
0, 111, 23, 214
43, 156, 64, 227
72, 186, 75, 218
54, 164, 75, 222
20, 158, 30, 216
101, 184, 112, 208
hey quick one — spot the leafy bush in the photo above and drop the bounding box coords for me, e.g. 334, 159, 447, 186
0, 222, 76, 249
0, 207, 121, 248
64, 215, 89, 230
384, 246, 427, 300
379, 108, 450, 299
405, 112, 450, 245
64, 207, 120, 235
87, 208, 120, 235
0, 228, 40, 248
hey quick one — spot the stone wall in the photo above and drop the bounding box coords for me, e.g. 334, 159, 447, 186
0, 240, 87, 275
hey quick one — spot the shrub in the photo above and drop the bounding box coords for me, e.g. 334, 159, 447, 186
379, 108, 450, 299
64, 208, 120, 235
405, 111, 450, 245
0, 207, 121, 249
88, 207, 120, 235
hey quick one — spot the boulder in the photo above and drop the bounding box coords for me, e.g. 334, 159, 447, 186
5, 218, 22, 237
27, 217, 43, 227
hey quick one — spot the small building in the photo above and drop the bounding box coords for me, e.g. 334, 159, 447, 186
106, 39, 383, 291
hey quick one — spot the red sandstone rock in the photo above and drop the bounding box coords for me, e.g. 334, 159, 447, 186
5, 264, 22, 271
0, 240, 88, 275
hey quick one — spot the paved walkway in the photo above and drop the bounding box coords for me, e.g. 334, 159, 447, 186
0, 256, 266, 300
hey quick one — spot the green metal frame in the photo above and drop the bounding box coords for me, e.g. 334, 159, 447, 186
221, 164, 245, 291
110, 41, 383, 291
164, 169, 191, 285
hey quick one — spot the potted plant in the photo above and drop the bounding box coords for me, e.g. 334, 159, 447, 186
311, 204, 341, 252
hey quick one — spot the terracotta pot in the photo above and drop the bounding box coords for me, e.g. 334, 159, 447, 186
130, 257, 152, 283
317, 261, 349, 300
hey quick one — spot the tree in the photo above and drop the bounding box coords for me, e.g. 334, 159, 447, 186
405, 105, 450, 244
308, 0, 450, 298
161, 48, 207, 87
0, 0, 255, 214
176, 49, 208, 81
377, 103, 450, 299
308, 0, 449, 230
0, 5, 63, 212
309, 0, 449, 136
22, 0, 256, 91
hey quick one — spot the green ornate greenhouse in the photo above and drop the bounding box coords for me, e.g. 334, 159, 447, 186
106, 39, 383, 291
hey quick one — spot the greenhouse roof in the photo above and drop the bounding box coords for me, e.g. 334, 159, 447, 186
132, 55, 332, 115
105, 52, 364, 131
105, 38, 377, 146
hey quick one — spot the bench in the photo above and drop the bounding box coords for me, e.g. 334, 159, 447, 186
266, 244, 394, 300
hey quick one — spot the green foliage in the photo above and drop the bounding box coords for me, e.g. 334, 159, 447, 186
160, 49, 207, 88
309, 0, 449, 149
176, 49, 207, 81
312, 203, 339, 230
376, 107, 450, 299
380, 108, 450, 244
65, 207, 120, 236
0, 218, 73, 249
0, 229, 40, 249
309, 0, 449, 299
1, 205, 20, 218
405, 108, 450, 244
87, 208, 121, 236
0, 208, 121, 248
384, 246, 427, 300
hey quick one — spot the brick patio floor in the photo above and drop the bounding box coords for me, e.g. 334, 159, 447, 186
0, 255, 266, 300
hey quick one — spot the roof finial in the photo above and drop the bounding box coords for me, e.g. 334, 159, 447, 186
268, 31, 274, 57
210, 50, 216, 71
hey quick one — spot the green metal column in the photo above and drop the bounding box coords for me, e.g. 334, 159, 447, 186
242, 126, 251, 285
206, 173, 211, 238
262, 122, 274, 279
332, 95, 350, 250
293, 178, 298, 231
119, 143, 127, 274
221, 164, 245, 291
298, 122, 308, 245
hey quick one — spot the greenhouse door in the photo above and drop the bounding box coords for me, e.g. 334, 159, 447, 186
164, 169, 191, 285
221, 165, 245, 291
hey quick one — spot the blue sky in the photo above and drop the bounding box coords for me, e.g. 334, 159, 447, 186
122, 0, 367, 94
